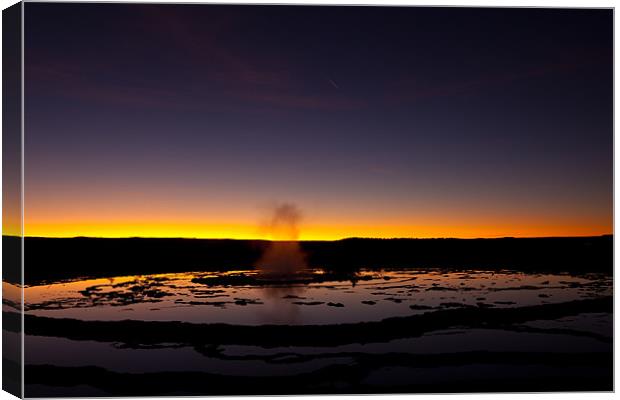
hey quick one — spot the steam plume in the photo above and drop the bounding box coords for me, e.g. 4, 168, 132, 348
257, 202, 307, 276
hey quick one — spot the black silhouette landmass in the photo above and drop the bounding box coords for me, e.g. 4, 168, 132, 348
22, 351, 612, 396
4, 235, 612, 395
3, 235, 612, 284
9, 296, 612, 395
11, 296, 611, 348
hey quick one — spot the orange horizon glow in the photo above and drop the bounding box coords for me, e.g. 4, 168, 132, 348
14, 187, 612, 240
18, 4, 613, 254
15, 221, 613, 240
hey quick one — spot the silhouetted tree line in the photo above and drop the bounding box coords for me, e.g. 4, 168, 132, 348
3, 235, 612, 285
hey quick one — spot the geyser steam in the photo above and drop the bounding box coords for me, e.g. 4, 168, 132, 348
257, 203, 307, 277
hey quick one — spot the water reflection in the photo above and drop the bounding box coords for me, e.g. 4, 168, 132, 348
258, 285, 306, 324
2, 280, 23, 312
18, 267, 613, 396
18, 268, 612, 325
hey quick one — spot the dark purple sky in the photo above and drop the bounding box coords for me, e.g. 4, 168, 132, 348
24, 4, 613, 239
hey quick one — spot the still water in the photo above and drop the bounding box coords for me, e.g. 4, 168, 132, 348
5, 267, 612, 396
14, 268, 612, 325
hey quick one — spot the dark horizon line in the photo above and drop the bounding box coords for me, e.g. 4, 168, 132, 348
4, 234, 614, 241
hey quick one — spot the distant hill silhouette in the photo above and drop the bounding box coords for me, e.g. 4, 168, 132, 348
3, 235, 612, 285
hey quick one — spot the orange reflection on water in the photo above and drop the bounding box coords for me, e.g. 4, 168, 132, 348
17, 268, 612, 326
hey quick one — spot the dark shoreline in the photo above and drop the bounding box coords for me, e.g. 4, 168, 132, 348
23, 353, 613, 396
9, 237, 613, 396
4, 235, 613, 285
11, 296, 612, 348
16, 296, 613, 396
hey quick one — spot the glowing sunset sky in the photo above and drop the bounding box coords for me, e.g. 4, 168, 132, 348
21, 4, 612, 240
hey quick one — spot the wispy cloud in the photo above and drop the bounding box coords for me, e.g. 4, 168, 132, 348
385, 48, 608, 104
27, 6, 366, 113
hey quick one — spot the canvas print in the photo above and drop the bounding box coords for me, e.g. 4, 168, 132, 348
2, 2, 613, 397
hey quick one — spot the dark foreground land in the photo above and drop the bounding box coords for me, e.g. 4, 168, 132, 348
5, 296, 613, 395
3, 235, 613, 284
2, 235, 613, 395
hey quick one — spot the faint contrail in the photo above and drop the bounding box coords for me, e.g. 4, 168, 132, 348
328, 79, 340, 90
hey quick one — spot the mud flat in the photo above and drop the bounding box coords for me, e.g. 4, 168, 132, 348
12, 296, 612, 348
17, 296, 613, 396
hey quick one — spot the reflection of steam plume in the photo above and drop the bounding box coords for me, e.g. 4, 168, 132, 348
259, 285, 304, 324
257, 203, 307, 277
